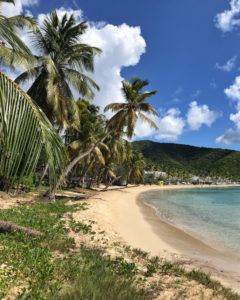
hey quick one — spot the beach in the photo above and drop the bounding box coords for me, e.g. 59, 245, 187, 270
74, 185, 240, 293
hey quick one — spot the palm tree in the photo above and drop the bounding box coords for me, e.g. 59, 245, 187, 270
47, 78, 159, 200
0, 0, 36, 68
126, 151, 145, 184
15, 10, 101, 129
0, 1, 66, 192
105, 78, 159, 138
0, 71, 66, 191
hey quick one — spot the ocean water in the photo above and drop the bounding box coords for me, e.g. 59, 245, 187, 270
143, 188, 240, 253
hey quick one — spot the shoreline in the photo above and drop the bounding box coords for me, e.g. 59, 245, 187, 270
139, 185, 240, 258
84, 184, 240, 292
138, 187, 240, 291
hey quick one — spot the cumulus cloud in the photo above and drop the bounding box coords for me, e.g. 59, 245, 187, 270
216, 129, 240, 144
216, 56, 237, 72
215, 0, 240, 32
1, 0, 38, 17
216, 111, 240, 144
81, 23, 146, 110
230, 111, 240, 128
156, 108, 185, 140
134, 108, 185, 141
187, 101, 219, 130
217, 76, 240, 144
224, 76, 240, 108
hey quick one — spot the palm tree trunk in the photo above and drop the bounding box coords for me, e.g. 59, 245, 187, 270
96, 167, 103, 187
46, 131, 111, 201
81, 158, 96, 184
40, 164, 49, 184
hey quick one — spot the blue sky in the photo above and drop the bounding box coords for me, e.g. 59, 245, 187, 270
4, 0, 240, 150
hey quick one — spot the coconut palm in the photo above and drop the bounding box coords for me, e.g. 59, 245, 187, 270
15, 10, 101, 129
0, 71, 67, 191
46, 78, 159, 200
0, 0, 36, 68
128, 152, 145, 184
105, 78, 159, 138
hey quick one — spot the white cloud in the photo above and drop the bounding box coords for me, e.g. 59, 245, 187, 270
134, 115, 158, 139
134, 108, 185, 141
216, 56, 237, 72
230, 111, 240, 128
215, 0, 240, 32
224, 76, 240, 109
217, 77, 240, 144
1, 0, 38, 17
216, 129, 240, 144
81, 23, 146, 110
156, 108, 185, 140
135, 101, 220, 141
216, 111, 240, 144
187, 101, 219, 130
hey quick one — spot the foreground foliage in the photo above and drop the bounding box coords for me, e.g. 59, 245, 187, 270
0, 72, 67, 190
0, 0, 36, 68
0, 198, 239, 300
0, 200, 148, 299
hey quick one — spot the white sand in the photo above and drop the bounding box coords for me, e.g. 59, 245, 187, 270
84, 185, 240, 292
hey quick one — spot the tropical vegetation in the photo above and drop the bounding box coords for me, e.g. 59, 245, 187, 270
15, 11, 101, 129
133, 140, 240, 182
0, 4, 158, 196
0, 2, 240, 299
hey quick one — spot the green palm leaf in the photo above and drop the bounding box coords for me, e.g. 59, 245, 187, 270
0, 71, 67, 189
106, 78, 159, 138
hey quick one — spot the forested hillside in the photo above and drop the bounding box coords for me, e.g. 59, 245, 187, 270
132, 140, 240, 180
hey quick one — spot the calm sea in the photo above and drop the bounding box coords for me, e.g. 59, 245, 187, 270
143, 187, 240, 253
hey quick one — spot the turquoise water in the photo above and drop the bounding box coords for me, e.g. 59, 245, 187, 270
143, 188, 240, 253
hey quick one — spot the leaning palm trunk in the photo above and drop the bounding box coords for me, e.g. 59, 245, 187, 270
39, 164, 49, 184
47, 131, 111, 200
80, 158, 96, 187
0, 71, 67, 191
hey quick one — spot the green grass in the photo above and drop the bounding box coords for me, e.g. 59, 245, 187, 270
0, 201, 148, 299
0, 199, 239, 300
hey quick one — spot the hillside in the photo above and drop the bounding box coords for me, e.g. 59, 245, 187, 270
132, 140, 240, 180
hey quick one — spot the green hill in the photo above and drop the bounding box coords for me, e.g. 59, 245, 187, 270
132, 140, 240, 180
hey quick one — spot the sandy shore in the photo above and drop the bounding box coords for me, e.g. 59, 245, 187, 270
84, 185, 240, 292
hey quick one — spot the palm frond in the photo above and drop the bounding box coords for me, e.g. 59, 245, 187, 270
0, 15, 35, 65
138, 112, 159, 130
136, 91, 157, 103
130, 78, 149, 91
138, 102, 159, 116
108, 110, 127, 132
65, 68, 99, 99
0, 71, 67, 188
15, 67, 40, 84
93, 146, 105, 165
104, 102, 126, 113
7, 15, 37, 31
